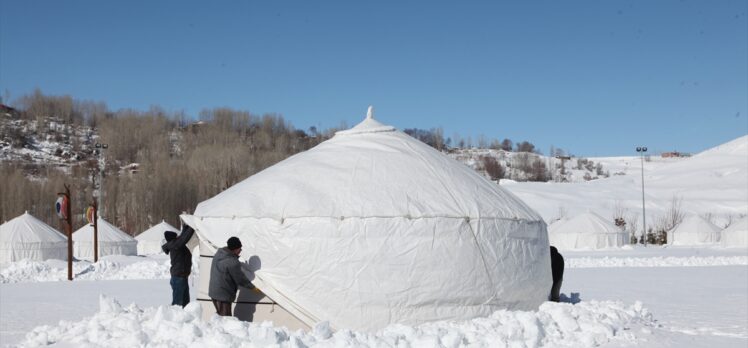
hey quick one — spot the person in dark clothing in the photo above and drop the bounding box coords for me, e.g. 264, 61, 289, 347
161, 224, 195, 307
549, 246, 565, 302
209, 236, 255, 316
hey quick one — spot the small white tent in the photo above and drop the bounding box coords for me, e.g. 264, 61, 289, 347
549, 212, 628, 250
0, 212, 68, 264
135, 220, 179, 255
73, 218, 137, 258
667, 215, 721, 245
182, 107, 552, 331
720, 217, 747, 248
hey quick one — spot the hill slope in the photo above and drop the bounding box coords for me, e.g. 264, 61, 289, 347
504, 135, 748, 232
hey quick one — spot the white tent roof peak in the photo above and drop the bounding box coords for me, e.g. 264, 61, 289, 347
1, 212, 67, 244
74, 218, 135, 242
136, 220, 179, 255
336, 106, 395, 136
1, 212, 67, 263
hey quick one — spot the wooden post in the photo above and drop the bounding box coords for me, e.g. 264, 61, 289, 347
92, 199, 99, 263
58, 184, 73, 281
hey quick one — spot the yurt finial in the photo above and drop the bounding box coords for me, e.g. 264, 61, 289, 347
366, 105, 374, 120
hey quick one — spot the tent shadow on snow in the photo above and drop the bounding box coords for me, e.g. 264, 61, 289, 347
181, 107, 553, 331
233, 256, 262, 322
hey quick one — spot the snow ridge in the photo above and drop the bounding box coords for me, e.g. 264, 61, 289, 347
567, 256, 748, 268
0, 259, 172, 284
16, 295, 657, 348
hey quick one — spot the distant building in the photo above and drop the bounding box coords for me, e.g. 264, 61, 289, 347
0, 103, 17, 115
661, 151, 690, 158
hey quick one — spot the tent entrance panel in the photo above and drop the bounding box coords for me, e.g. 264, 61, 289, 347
195, 235, 310, 330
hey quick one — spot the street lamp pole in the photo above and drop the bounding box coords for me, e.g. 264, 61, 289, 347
636, 146, 648, 246
95, 142, 108, 219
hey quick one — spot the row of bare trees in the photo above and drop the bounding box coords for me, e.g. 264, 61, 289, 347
1, 91, 330, 235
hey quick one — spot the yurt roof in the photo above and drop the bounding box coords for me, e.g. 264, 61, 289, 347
549, 212, 622, 235
135, 220, 179, 241
73, 218, 135, 242
193, 107, 541, 222
0, 211, 67, 243
669, 215, 721, 235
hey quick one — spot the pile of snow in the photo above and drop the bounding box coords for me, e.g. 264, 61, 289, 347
135, 220, 179, 255
721, 217, 748, 248
667, 215, 722, 246
566, 255, 748, 268
18, 295, 657, 347
0, 257, 172, 284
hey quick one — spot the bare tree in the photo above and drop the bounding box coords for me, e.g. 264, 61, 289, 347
626, 213, 640, 244
649, 196, 686, 245
477, 134, 487, 149
664, 195, 686, 232
529, 158, 548, 182
480, 155, 504, 182
612, 200, 627, 228
515, 140, 536, 153
500, 138, 512, 151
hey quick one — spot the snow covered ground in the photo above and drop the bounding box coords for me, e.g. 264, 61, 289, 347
1, 246, 746, 347
1, 136, 745, 347
0, 256, 171, 284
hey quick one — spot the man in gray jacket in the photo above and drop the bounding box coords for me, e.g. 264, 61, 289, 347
209, 236, 255, 316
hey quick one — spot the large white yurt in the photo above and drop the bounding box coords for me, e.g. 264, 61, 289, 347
73, 218, 137, 258
720, 217, 748, 248
181, 107, 552, 331
0, 211, 68, 264
548, 212, 628, 250
135, 220, 179, 255
667, 215, 721, 245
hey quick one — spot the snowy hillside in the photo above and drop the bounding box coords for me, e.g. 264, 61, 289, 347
0, 112, 95, 166
449, 148, 615, 183
503, 135, 748, 231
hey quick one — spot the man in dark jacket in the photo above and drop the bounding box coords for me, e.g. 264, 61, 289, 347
549, 246, 565, 302
161, 224, 195, 307
209, 236, 255, 316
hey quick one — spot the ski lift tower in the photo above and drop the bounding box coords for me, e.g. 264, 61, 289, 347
555, 155, 571, 182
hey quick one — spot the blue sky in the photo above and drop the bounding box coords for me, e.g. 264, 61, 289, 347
1, 0, 746, 156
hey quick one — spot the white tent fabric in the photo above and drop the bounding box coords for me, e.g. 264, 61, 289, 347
73, 218, 137, 258
135, 220, 179, 255
720, 217, 748, 248
548, 212, 628, 250
0, 212, 68, 264
667, 215, 721, 245
182, 109, 552, 331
